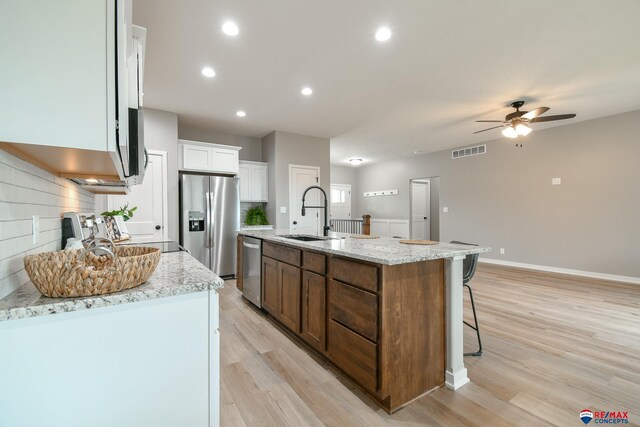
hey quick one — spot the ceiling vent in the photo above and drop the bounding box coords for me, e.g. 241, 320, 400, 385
452, 144, 486, 159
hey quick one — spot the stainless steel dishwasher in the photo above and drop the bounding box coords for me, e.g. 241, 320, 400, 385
242, 237, 262, 307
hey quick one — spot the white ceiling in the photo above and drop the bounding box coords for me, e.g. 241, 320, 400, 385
133, 0, 640, 166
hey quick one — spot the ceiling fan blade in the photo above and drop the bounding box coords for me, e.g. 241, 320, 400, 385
475, 120, 507, 123
522, 107, 550, 120
473, 125, 505, 134
530, 114, 576, 123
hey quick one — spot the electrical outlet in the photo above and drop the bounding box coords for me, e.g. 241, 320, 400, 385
500, 248, 505, 255
280, 206, 287, 214
552, 177, 561, 185
32, 215, 39, 244
442, 207, 449, 213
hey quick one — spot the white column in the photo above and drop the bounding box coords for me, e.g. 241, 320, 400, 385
445, 255, 470, 389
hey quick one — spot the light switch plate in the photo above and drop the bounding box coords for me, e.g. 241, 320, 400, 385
32, 215, 39, 244
500, 248, 505, 255
442, 207, 449, 213
280, 206, 287, 213
552, 177, 561, 185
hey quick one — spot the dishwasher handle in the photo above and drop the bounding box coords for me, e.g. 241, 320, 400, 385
243, 242, 260, 250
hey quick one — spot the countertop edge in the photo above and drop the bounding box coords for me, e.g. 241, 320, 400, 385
0, 281, 222, 323
238, 230, 492, 265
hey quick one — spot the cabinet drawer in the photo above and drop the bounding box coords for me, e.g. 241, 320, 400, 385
263, 242, 301, 266
329, 280, 378, 342
327, 320, 377, 392
332, 258, 378, 293
303, 251, 326, 275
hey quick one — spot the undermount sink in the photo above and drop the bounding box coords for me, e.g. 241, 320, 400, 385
281, 234, 340, 242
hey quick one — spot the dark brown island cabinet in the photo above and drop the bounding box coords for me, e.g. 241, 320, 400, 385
238, 237, 445, 413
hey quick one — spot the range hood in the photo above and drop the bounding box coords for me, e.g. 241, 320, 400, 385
67, 176, 130, 195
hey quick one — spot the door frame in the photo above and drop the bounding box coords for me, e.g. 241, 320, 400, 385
329, 183, 352, 219
289, 164, 321, 233
108, 149, 169, 240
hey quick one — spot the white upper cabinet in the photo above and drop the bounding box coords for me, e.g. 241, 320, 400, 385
239, 161, 269, 202
238, 163, 252, 200
0, 0, 143, 180
179, 140, 241, 174
183, 144, 213, 171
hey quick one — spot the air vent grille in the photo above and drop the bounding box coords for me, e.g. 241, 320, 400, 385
452, 144, 486, 159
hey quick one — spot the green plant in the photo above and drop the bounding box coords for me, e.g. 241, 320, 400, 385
245, 206, 269, 226
101, 203, 138, 221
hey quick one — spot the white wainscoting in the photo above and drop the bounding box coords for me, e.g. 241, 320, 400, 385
370, 219, 410, 239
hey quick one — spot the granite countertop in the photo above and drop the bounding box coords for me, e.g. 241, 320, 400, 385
238, 229, 491, 265
0, 251, 224, 322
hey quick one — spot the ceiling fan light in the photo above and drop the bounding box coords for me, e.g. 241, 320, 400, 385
516, 123, 532, 136
502, 126, 518, 139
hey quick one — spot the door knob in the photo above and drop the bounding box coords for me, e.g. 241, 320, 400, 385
293, 221, 298, 225
155, 225, 161, 230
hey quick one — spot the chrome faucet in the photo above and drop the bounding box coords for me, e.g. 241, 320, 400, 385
301, 185, 331, 237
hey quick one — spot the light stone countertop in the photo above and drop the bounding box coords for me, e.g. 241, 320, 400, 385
238, 229, 491, 265
0, 251, 223, 322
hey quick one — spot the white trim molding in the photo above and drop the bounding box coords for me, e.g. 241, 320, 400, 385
479, 258, 640, 285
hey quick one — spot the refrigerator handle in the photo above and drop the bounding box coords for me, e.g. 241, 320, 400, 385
206, 191, 211, 248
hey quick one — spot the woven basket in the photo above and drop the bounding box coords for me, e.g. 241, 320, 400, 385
24, 246, 161, 298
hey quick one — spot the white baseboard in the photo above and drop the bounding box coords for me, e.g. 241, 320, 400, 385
478, 258, 640, 285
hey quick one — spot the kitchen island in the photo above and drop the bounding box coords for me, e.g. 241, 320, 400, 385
237, 229, 490, 413
0, 251, 223, 427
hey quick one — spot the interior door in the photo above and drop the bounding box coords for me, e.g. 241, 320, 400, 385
330, 184, 351, 219
108, 151, 166, 241
411, 181, 430, 240
289, 165, 321, 234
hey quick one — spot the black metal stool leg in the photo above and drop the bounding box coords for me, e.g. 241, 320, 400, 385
463, 283, 483, 357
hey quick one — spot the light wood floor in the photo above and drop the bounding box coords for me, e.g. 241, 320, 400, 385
219, 264, 640, 426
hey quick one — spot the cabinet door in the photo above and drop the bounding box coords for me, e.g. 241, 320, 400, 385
183, 144, 212, 171
250, 164, 268, 202
301, 270, 326, 352
261, 256, 279, 315
278, 262, 301, 333
210, 148, 239, 174
238, 164, 251, 202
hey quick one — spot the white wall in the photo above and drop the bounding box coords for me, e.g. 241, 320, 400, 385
351, 110, 640, 278
262, 131, 331, 229
0, 149, 95, 298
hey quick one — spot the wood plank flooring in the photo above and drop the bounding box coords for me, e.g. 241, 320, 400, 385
219, 264, 640, 426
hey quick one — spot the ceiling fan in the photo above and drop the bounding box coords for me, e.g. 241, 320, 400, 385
474, 101, 576, 141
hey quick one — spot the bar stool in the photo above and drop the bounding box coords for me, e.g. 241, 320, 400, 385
450, 241, 483, 357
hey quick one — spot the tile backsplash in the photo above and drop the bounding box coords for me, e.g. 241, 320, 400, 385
0, 149, 95, 299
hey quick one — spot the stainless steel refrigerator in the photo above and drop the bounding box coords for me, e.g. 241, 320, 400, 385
179, 173, 240, 278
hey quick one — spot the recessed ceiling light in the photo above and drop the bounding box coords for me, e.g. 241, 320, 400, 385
375, 27, 392, 42
236, 110, 246, 117
222, 21, 239, 36
201, 67, 216, 78
349, 158, 363, 166
301, 87, 313, 96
